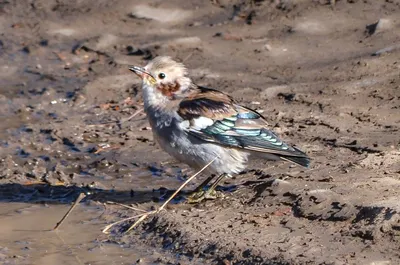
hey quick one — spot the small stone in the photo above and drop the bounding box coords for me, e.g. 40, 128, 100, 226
131, 5, 191, 23
263, 44, 272, 51
366, 19, 392, 35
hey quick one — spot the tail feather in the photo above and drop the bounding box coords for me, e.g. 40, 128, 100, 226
248, 146, 310, 168
279, 155, 310, 168
278, 146, 310, 168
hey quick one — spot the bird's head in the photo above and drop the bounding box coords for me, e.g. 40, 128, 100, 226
129, 56, 193, 107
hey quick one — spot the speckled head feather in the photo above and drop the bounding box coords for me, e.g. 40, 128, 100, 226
145, 56, 193, 98
132, 56, 194, 108
145, 56, 188, 78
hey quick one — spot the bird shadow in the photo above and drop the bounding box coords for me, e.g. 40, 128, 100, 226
0, 183, 173, 205
0, 181, 242, 207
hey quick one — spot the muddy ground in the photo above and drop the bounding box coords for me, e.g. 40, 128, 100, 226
0, 0, 400, 264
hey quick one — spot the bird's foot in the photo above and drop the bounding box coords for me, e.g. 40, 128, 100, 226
187, 189, 225, 203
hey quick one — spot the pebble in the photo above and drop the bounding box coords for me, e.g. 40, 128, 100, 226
131, 5, 191, 23
366, 18, 392, 35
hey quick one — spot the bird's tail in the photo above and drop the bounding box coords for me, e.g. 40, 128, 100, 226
278, 146, 310, 168
251, 148, 310, 168
279, 154, 310, 168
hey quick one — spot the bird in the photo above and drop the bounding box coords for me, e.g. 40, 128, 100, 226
129, 56, 310, 202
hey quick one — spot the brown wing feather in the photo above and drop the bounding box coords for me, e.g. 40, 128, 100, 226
178, 86, 237, 120
177, 86, 310, 167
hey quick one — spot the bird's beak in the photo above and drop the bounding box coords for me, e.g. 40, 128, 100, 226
128, 66, 156, 85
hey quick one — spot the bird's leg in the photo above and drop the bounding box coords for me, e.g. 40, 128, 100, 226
207, 173, 229, 195
192, 175, 215, 192
188, 173, 228, 203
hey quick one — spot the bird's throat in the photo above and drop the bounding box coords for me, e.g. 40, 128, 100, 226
156, 81, 181, 98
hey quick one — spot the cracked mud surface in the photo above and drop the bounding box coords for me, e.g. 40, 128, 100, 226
0, 0, 399, 264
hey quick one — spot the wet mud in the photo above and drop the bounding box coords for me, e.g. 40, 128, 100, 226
0, 0, 400, 264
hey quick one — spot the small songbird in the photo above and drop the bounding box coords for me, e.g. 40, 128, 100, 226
129, 56, 310, 202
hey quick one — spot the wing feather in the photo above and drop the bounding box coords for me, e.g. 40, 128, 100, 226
177, 86, 310, 167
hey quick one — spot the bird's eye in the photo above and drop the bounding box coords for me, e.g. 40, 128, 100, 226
158, 73, 166, 79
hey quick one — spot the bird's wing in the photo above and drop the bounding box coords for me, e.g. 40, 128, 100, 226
177, 87, 310, 167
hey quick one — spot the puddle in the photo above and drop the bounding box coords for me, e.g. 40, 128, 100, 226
0, 202, 173, 265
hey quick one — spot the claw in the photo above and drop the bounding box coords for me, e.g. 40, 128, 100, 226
187, 189, 225, 203
187, 173, 228, 203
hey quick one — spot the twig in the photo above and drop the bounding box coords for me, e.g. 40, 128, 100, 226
54, 192, 86, 230
119, 108, 144, 124
102, 157, 217, 234
87, 108, 144, 127
182, 52, 194, 63
53, 51, 67, 61
372, 43, 400, 56
125, 214, 149, 233
102, 213, 151, 233
54, 232, 84, 265
105, 201, 148, 213
158, 158, 216, 210
94, 144, 121, 154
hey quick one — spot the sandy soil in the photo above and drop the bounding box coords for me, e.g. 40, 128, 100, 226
0, 0, 400, 264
